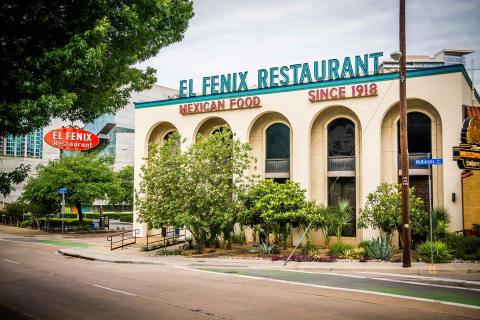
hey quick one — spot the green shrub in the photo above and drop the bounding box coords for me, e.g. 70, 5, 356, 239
63, 212, 133, 221
301, 241, 318, 257
416, 241, 452, 263
358, 240, 372, 250
118, 215, 133, 222
347, 247, 366, 260
38, 218, 94, 227
231, 230, 247, 245
260, 241, 280, 255
328, 242, 353, 259
445, 234, 480, 260
19, 220, 31, 228
365, 236, 392, 260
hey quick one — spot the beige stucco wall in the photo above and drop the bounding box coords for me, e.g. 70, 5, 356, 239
134, 69, 478, 240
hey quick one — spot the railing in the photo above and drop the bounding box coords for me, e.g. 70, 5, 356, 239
146, 227, 187, 251
107, 229, 139, 251
398, 152, 431, 170
265, 158, 290, 173
328, 155, 355, 171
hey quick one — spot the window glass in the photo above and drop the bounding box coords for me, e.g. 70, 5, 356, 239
397, 112, 431, 154
328, 118, 355, 156
0, 136, 4, 155
27, 132, 35, 157
15, 135, 25, 157
266, 123, 290, 159
6, 135, 15, 156
35, 129, 43, 158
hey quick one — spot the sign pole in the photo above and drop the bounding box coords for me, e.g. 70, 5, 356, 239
399, 0, 411, 268
428, 158, 434, 270
58, 187, 68, 237
61, 192, 65, 238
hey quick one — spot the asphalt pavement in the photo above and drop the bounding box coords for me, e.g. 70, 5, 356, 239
0, 228, 479, 320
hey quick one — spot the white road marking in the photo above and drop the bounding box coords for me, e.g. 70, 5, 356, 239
1, 258, 20, 264
283, 269, 480, 292
371, 277, 480, 292
358, 272, 480, 285
93, 284, 137, 296
172, 266, 480, 310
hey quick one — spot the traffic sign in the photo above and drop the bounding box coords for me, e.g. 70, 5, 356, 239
415, 158, 443, 166
58, 187, 68, 194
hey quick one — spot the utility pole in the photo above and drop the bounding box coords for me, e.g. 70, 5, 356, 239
399, 0, 411, 267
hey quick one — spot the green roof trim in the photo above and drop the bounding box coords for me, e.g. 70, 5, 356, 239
135, 64, 480, 109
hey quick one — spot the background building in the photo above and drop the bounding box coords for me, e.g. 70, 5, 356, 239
134, 61, 480, 244
0, 85, 177, 206
380, 48, 475, 71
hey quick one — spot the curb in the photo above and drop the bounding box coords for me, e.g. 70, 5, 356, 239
56, 248, 480, 274
57, 249, 164, 265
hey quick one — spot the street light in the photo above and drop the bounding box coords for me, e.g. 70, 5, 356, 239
390, 51, 402, 62
394, 0, 412, 268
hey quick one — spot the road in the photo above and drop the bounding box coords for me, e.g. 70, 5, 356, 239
0, 236, 479, 319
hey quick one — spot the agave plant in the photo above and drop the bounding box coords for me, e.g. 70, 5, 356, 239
365, 235, 392, 260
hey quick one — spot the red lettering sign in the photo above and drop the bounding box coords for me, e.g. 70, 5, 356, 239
179, 96, 261, 115
308, 83, 378, 102
44, 128, 99, 151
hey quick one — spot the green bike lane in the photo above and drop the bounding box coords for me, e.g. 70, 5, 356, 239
194, 267, 480, 308
0, 237, 97, 248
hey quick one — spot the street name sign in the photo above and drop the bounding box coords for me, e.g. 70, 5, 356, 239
415, 158, 443, 166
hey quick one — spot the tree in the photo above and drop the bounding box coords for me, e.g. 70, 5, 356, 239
357, 183, 426, 243
240, 179, 310, 248
21, 153, 119, 224
110, 165, 134, 207
0, 1, 194, 136
136, 128, 253, 252
0, 164, 30, 197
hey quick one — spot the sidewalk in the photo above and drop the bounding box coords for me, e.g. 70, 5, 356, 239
58, 245, 480, 277
3, 224, 479, 279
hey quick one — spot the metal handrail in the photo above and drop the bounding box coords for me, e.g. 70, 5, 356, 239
107, 229, 139, 250
146, 227, 187, 251
265, 158, 290, 173
327, 155, 355, 171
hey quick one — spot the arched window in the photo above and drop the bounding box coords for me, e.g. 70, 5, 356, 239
265, 123, 290, 180
327, 118, 356, 237
397, 112, 432, 154
163, 130, 176, 142
266, 123, 290, 159
328, 118, 355, 157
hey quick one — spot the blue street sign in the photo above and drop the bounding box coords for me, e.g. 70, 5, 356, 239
415, 158, 443, 166
58, 187, 68, 194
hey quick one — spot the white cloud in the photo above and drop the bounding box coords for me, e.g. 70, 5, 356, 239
139, 0, 480, 91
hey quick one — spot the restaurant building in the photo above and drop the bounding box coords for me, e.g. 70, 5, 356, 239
133, 52, 480, 244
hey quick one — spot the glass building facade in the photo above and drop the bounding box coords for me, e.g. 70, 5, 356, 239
0, 129, 43, 158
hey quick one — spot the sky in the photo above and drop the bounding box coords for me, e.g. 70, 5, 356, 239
139, 0, 480, 92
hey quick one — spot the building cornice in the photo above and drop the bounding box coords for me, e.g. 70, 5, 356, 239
135, 64, 480, 109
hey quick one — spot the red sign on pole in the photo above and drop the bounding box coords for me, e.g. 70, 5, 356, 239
44, 128, 99, 151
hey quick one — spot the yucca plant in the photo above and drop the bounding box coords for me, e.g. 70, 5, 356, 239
365, 235, 392, 260
333, 200, 353, 242
416, 241, 452, 263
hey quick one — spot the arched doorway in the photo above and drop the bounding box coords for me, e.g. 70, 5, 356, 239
380, 98, 443, 210
310, 106, 361, 240
327, 118, 356, 236
396, 112, 432, 211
